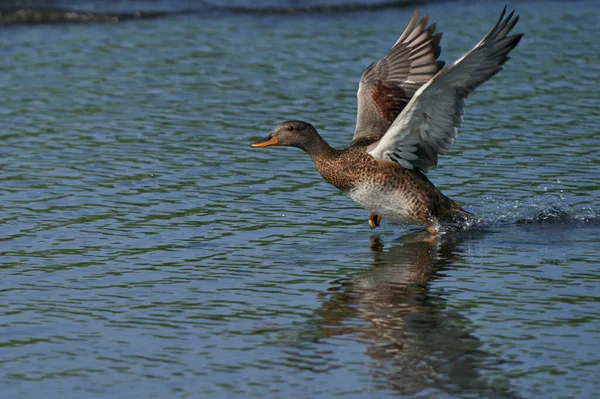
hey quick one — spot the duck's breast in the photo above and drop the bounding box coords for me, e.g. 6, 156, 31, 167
348, 181, 419, 225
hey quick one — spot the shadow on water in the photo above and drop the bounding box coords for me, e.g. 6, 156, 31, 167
312, 229, 521, 398
286, 208, 600, 397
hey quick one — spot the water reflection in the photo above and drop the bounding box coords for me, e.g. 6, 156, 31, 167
317, 230, 520, 398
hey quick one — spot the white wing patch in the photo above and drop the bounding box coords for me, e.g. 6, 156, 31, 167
368, 7, 523, 172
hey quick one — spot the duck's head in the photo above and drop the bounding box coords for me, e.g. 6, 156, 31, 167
251, 120, 319, 152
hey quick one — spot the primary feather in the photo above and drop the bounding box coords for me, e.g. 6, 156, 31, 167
368, 7, 523, 171
353, 10, 445, 142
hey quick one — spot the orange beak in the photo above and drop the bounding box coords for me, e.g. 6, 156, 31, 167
251, 134, 279, 148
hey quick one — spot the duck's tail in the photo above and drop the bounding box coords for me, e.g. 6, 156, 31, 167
445, 201, 480, 230
433, 197, 478, 231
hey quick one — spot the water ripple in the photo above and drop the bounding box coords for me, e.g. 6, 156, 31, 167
1, 1, 599, 398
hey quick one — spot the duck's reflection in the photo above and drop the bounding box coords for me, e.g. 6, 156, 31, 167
316, 230, 519, 398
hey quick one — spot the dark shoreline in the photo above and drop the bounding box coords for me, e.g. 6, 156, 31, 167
0, 7, 173, 26
0, 1, 442, 27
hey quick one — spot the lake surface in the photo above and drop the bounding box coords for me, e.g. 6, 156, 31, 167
1, 1, 599, 398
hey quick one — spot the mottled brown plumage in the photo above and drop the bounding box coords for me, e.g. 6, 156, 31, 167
253, 121, 470, 229
251, 9, 522, 232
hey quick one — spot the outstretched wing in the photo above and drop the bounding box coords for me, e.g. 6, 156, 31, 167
353, 10, 445, 142
368, 7, 523, 171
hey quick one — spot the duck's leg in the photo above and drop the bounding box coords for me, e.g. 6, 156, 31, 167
368, 212, 382, 229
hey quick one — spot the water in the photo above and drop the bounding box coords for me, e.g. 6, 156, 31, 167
1, 1, 599, 398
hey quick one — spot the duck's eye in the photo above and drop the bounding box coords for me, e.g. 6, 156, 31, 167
287, 125, 294, 131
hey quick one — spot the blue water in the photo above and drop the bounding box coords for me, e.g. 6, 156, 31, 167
1, 1, 599, 398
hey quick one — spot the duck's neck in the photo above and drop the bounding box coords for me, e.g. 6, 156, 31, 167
297, 131, 336, 159
299, 133, 352, 191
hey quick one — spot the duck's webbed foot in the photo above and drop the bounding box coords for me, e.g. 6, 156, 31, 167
426, 224, 437, 235
368, 212, 382, 229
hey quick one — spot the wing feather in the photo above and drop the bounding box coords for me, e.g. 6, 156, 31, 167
353, 10, 445, 142
368, 7, 523, 172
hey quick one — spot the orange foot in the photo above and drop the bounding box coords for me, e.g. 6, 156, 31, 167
368, 212, 382, 229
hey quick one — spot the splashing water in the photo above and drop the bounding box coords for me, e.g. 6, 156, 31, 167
477, 194, 599, 225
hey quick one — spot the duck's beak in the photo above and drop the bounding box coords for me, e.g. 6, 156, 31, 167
251, 134, 279, 148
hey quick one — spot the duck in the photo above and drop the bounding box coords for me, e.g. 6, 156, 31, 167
251, 7, 523, 233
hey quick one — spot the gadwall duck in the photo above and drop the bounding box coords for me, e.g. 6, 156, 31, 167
252, 8, 523, 233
